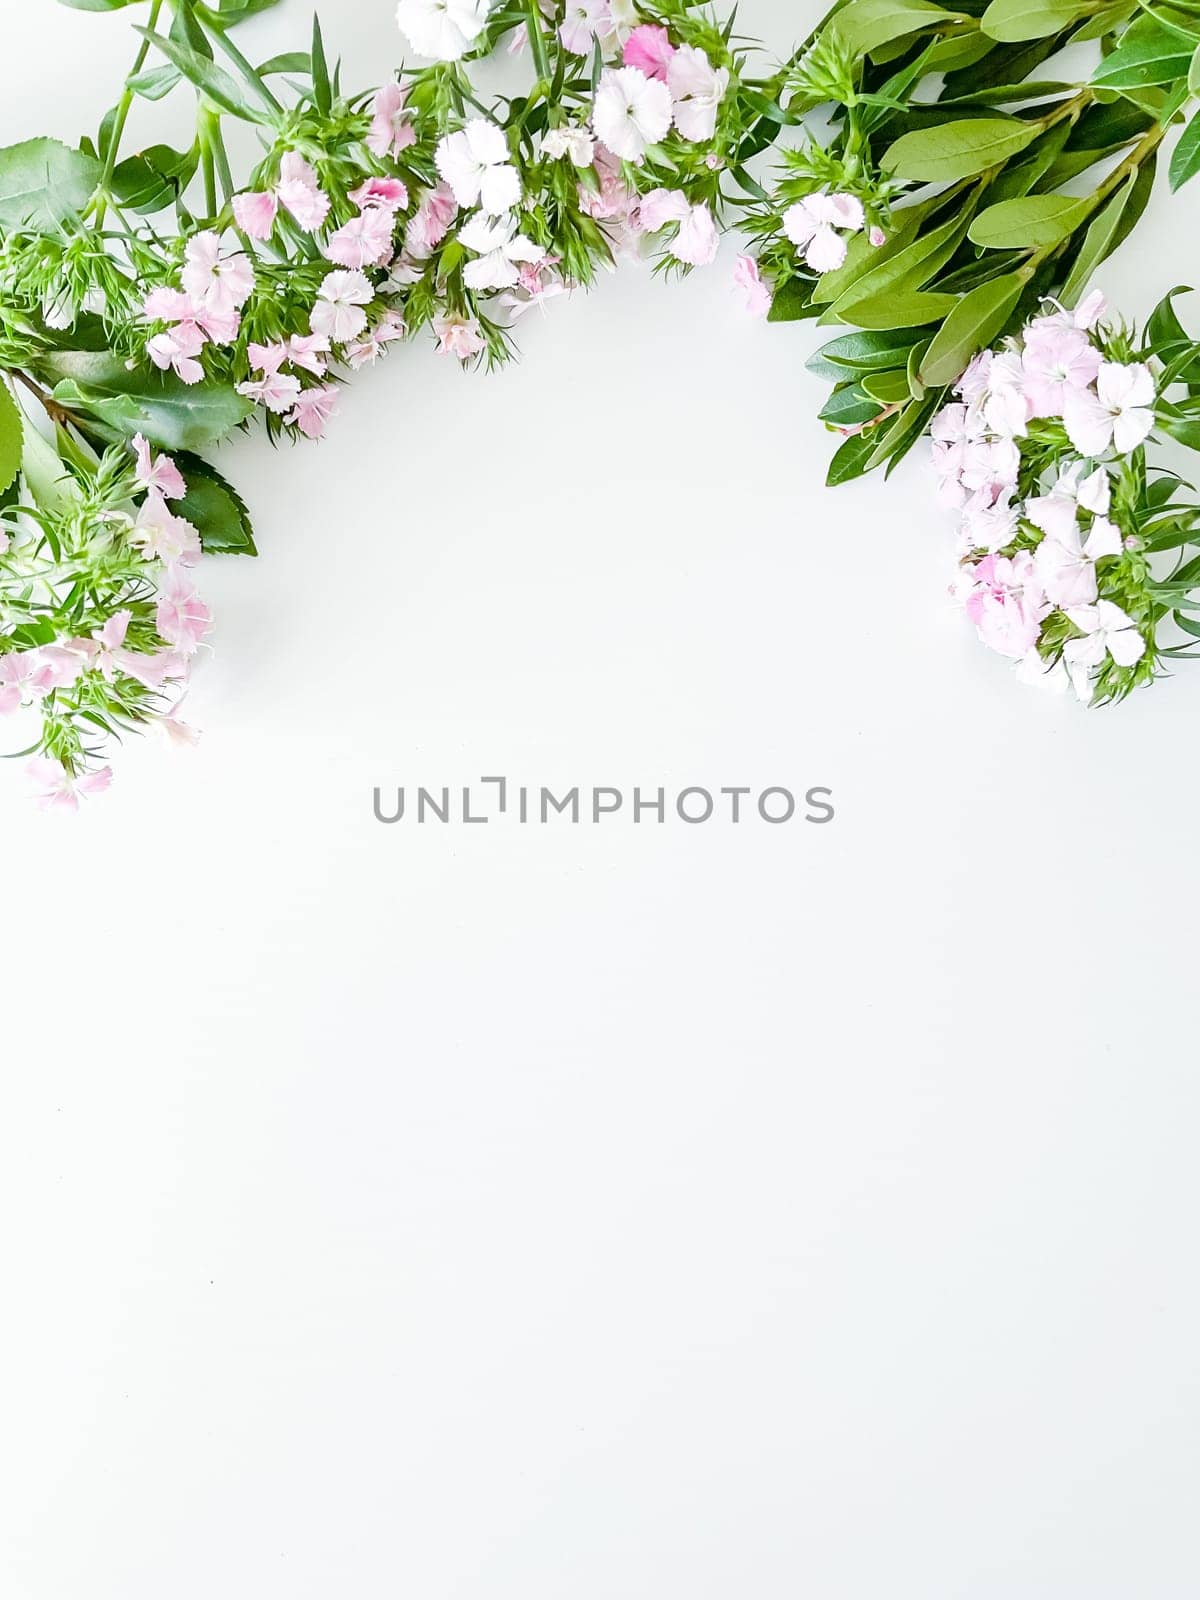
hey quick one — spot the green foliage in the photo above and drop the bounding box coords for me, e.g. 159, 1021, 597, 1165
41, 352, 253, 451
0, 138, 101, 230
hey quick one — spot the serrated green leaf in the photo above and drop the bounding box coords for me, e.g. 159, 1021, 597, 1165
919, 270, 1027, 385
174, 452, 257, 555
883, 115, 1043, 181
968, 191, 1091, 247
41, 352, 253, 451
0, 137, 101, 230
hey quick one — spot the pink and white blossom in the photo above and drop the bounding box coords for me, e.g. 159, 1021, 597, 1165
276, 152, 331, 231
367, 82, 417, 159
1063, 360, 1156, 457
286, 384, 340, 440
156, 572, 212, 655
782, 191, 864, 274
1062, 600, 1146, 700
733, 254, 770, 317
181, 231, 254, 315
25, 757, 113, 814
667, 45, 728, 142
436, 120, 520, 214
560, 0, 606, 55
130, 489, 202, 567
637, 189, 718, 266
459, 211, 545, 290
325, 207, 396, 269
592, 66, 673, 164
132, 434, 186, 500
432, 309, 485, 359
310, 269, 373, 343
232, 189, 278, 240
622, 23, 675, 79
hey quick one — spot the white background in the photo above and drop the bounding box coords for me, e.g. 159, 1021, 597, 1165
3, 3, 1200, 1596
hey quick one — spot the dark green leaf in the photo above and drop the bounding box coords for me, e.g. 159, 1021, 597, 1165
41, 352, 253, 451
174, 452, 257, 554
808, 326, 926, 378
919, 270, 1027, 385
819, 382, 886, 426
766, 277, 817, 322
0, 381, 22, 497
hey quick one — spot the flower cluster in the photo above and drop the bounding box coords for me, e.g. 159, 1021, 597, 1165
0, 419, 208, 810
934, 293, 1200, 706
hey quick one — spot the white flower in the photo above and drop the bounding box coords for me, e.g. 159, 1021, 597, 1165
541, 126, 596, 166
1016, 649, 1070, 694
1032, 510, 1123, 609
667, 45, 729, 143
592, 66, 673, 164
636, 189, 718, 266
396, 0, 491, 61
309, 269, 372, 343
599, 0, 639, 46
435, 120, 521, 215
458, 211, 545, 290
782, 191, 864, 274
560, 0, 605, 55
1062, 599, 1146, 701
1062, 360, 1156, 457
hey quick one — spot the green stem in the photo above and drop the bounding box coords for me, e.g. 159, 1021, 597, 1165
91, 0, 165, 225
523, 0, 552, 86
194, 4, 285, 115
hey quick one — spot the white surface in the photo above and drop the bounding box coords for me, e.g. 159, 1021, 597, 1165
3, 4, 1200, 1596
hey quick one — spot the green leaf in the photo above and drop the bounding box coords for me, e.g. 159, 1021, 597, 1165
826, 427, 882, 486
883, 116, 1043, 181
311, 13, 332, 113
0, 381, 21, 497
919, 270, 1027, 385
825, 208, 974, 321
819, 382, 885, 426
861, 367, 913, 402
811, 198, 930, 305
980, 0, 1088, 41
42, 352, 253, 451
1191, 39, 1200, 93
1059, 169, 1136, 303
133, 26, 272, 123
259, 51, 312, 75
833, 288, 961, 328
58, 0, 145, 9
127, 63, 183, 100
1169, 104, 1200, 188
968, 191, 1091, 247
766, 277, 817, 322
0, 137, 101, 230
174, 452, 257, 555
109, 145, 197, 214
831, 0, 971, 56
807, 326, 926, 379
1091, 14, 1195, 89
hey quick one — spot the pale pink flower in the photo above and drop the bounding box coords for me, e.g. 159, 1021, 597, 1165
959, 551, 1049, 660
143, 286, 195, 322
733, 254, 770, 317
232, 189, 278, 240
367, 82, 417, 160
131, 489, 202, 566
79, 612, 173, 688
349, 176, 410, 212
146, 321, 206, 385
156, 572, 212, 655
1062, 599, 1146, 701
577, 144, 634, 220
432, 309, 485, 358
286, 332, 331, 374
25, 757, 113, 814
1032, 510, 1123, 609
405, 182, 458, 257
636, 189, 717, 266
158, 711, 202, 748
132, 433, 186, 500
592, 66, 673, 163
0, 651, 56, 715
960, 484, 1018, 554
560, 0, 606, 54
783, 192, 865, 274
285, 384, 339, 440
238, 342, 303, 413
345, 311, 406, 368
309, 269, 373, 343
667, 44, 729, 142
869, 225, 885, 247
436, 120, 521, 215
1063, 361, 1156, 457
459, 211, 544, 290
181, 231, 254, 315
326, 207, 396, 269
623, 23, 675, 79
1021, 325, 1101, 418
276, 152, 331, 231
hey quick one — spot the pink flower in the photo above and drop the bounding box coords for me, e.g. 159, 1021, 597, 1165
432, 310, 485, 359
131, 489, 202, 566
181, 230, 255, 315
959, 551, 1049, 660
25, 757, 113, 814
1032, 509, 1123, 609
960, 484, 1019, 554
733, 254, 770, 317
577, 144, 634, 221
325, 207, 396, 269
77, 612, 175, 688
783, 192, 865, 273
285, 384, 339, 440
1063, 361, 1155, 457
309, 269, 373, 343
667, 44, 729, 142
232, 189, 279, 240
0, 650, 56, 715
238, 342, 303, 413
560, 0, 606, 55
146, 320, 206, 385
344, 311, 406, 368
276, 152, 331, 231
623, 23, 676, 79
132, 433, 186, 500
367, 82, 417, 160
1021, 325, 1101, 418
405, 183, 458, 257
156, 572, 212, 655
286, 332, 331, 375
143, 286, 195, 322
637, 189, 718, 266
869, 225, 885, 247
348, 176, 410, 212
